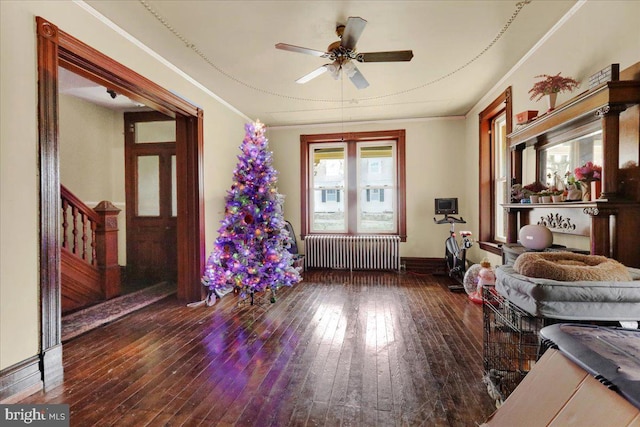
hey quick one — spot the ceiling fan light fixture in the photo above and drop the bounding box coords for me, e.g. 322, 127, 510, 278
342, 61, 357, 78
326, 63, 340, 79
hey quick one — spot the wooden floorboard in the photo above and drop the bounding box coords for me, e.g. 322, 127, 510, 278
20, 270, 495, 426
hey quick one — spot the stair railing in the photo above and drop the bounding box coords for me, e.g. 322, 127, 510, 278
60, 185, 121, 298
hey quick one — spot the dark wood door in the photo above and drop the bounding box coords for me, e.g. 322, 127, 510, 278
125, 112, 177, 285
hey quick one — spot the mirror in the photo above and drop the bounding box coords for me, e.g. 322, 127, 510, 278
540, 129, 603, 187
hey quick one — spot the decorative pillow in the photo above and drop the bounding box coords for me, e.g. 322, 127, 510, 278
513, 251, 632, 282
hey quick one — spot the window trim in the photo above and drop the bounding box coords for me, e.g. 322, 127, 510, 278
493, 113, 508, 243
479, 87, 512, 255
300, 129, 406, 241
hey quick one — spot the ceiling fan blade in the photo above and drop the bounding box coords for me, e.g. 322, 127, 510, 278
296, 65, 330, 84
275, 43, 329, 58
357, 50, 414, 62
340, 17, 367, 50
348, 65, 369, 90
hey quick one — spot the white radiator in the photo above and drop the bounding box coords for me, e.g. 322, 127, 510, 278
304, 235, 400, 271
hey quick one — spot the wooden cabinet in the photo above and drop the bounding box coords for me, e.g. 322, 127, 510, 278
506, 69, 640, 268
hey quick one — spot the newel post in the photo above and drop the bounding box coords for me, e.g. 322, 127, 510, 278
94, 201, 121, 299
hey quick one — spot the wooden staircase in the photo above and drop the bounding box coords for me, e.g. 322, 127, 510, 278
61, 185, 121, 314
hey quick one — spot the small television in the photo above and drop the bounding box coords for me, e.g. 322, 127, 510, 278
435, 198, 458, 215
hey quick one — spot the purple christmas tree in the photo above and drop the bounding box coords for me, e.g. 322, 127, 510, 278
202, 121, 301, 305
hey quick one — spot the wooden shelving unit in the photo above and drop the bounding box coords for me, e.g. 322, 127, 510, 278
506, 77, 640, 268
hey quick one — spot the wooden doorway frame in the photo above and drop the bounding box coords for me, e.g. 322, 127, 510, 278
36, 17, 205, 389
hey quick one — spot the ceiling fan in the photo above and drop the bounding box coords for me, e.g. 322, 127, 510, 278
275, 17, 413, 90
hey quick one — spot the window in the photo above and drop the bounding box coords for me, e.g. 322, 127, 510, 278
493, 113, 507, 242
322, 189, 340, 203
301, 130, 406, 239
366, 189, 384, 202
479, 87, 512, 254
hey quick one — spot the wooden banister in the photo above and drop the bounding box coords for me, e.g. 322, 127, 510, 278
60, 185, 121, 303
61, 185, 100, 264
61, 185, 101, 223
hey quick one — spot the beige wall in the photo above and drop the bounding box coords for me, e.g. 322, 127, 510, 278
463, 0, 640, 266
0, 0, 248, 370
59, 94, 128, 264
59, 95, 124, 202
267, 117, 466, 259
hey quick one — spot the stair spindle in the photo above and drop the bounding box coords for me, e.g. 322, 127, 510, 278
82, 212, 88, 261
91, 221, 97, 266
62, 199, 69, 250
72, 205, 79, 256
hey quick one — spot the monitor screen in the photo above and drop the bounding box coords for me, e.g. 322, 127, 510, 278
435, 198, 458, 215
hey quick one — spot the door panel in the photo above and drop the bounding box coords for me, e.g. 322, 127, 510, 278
125, 112, 177, 285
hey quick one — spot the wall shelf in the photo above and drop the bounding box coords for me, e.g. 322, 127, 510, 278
509, 80, 640, 148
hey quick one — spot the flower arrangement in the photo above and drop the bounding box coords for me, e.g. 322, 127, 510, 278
528, 73, 580, 101
574, 161, 602, 182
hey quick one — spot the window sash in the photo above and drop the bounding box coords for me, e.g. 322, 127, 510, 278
310, 143, 347, 233
357, 141, 397, 233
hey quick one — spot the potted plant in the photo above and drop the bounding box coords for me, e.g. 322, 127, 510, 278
529, 72, 580, 111
551, 189, 565, 203
522, 181, 547, 203
538, 189, 553, 204
574, 161, 602, 200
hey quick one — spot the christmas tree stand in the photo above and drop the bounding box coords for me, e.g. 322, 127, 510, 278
235, 287, 278, 309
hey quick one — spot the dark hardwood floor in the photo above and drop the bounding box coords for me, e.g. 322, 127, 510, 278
20, 270, 496, 426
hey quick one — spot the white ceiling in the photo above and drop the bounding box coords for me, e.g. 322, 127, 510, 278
80, 0, 578, 127
58, 67, 149, 111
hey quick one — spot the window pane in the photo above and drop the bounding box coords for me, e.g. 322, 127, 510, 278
495, 178, 507, 241
311, 145, 345, 231
135, 121, 176, 143
359, 188, 395, 232
358, 144, 396, 232
494, 115, 507, 179
137, 155, 160, 216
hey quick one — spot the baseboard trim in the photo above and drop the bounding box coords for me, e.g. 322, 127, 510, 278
402, 257, 446, 274
0, 356, 43, 403
42, 344, 64, 392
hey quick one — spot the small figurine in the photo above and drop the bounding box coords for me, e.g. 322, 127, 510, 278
469, 258, 495, 304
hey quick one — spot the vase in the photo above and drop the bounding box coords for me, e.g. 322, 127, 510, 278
541, 196, 552, 204
591, 180, 602, 201
546, 93, 558, 112
529, 195, 540, 203
581, 183, 591, 201
552, 195, 564, 203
